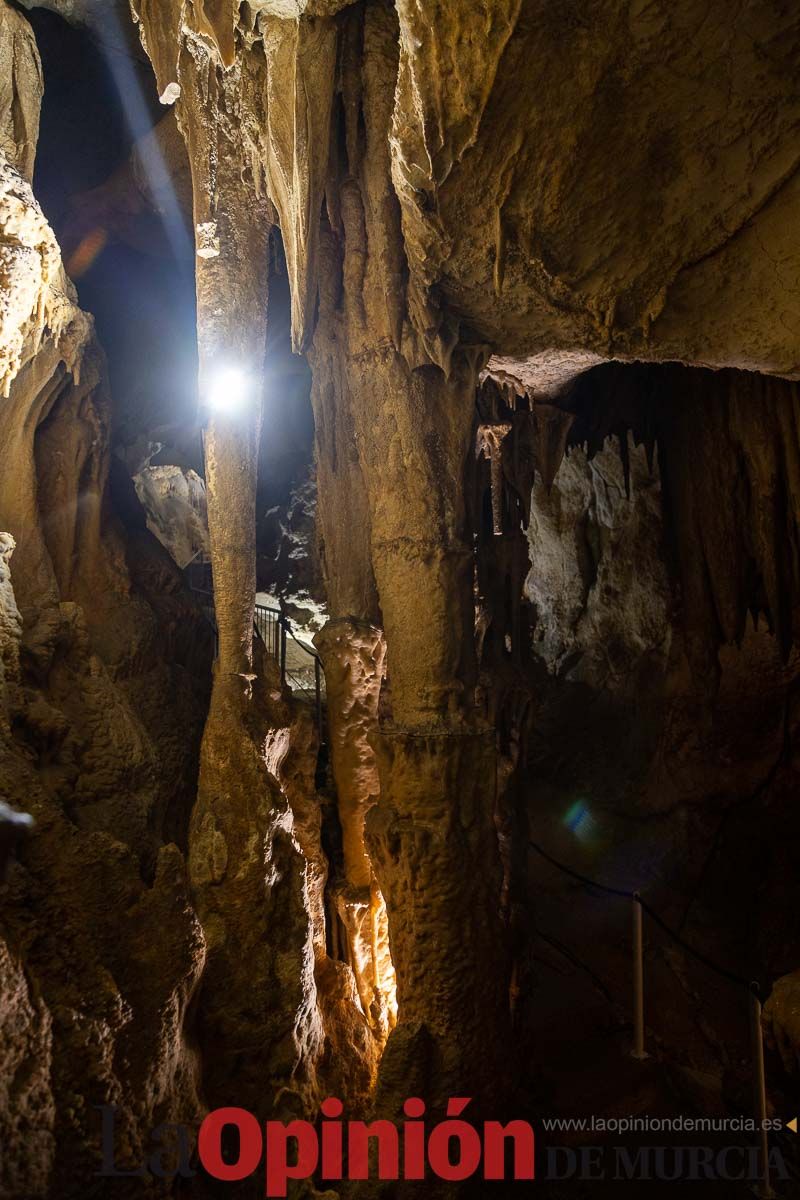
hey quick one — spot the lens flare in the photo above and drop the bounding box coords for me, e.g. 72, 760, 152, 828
66, 227, 109, 279
564, 800, 595, 842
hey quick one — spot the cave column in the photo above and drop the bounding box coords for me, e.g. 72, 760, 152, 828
310, 258, 398, 1041
305, 1, 512, 1108
125, 16, 327, 1114
312, 337, 512, 1107
129, 12, 273, 677
190, 125, 270, 679
349, 349, 512, 1109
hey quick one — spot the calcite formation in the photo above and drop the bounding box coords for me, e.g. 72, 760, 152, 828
0, 8, 213, 1196
315, 620, 396, 1042
133, 465, 209, 570
1, 0, 800, 1195
0, 3, 40, 184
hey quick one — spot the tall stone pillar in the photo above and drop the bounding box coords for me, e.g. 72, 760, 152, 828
129, 13, 327, 1118
348, 349, 512, 1112
305, 2, 514, 1115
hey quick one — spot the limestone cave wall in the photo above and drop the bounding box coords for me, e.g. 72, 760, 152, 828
0, 11, 212, 1194
522, 376, 800, 1128
0, 1, 799, 1197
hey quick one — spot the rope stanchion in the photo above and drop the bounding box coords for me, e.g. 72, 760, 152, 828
528, 839, 755, 989
631, 893, 647, 1060
750, 983, 776, 1200
528, 837, 773, 1197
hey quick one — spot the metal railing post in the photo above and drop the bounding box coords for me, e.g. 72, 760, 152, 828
280, 618, 287, 686
315, 657, 322, 736
528, 841, 777, 1169
750, 984, 774, 1199
631, 892, 647, 1060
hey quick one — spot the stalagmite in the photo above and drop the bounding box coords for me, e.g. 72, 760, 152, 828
315, 619, 396, 1038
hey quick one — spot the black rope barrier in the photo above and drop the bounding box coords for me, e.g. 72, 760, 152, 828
635, 895, 753, 991
528, 839, 758, 993
529, 839, 777, 1195
529, 837, 634, 899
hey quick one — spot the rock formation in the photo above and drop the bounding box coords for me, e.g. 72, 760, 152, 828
1, 0, 800, 1195
0, 8, 211, 1195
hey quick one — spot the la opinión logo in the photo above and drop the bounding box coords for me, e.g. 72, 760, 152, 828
97, 1098, 535, 1195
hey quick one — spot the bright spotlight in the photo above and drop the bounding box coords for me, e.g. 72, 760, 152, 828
205, 365, 252, 414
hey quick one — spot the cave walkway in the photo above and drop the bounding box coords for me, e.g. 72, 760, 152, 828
185, 554, 325, 736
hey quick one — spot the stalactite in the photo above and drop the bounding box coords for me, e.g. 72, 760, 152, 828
532, 403, 577, 492
192, 0, 237, 67
555, 362, 800, 682
262, 13, 337, 353
476, 422, 512, 535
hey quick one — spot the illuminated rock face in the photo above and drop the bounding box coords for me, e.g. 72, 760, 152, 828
315, 619, 397, 1041
1, 0, 800, 1193
134, 465, 208, 569
525, 435, 671, 686
519, 359, 800, 1108
0, 9, 212, 1195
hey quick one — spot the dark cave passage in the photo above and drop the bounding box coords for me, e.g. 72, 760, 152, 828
1, 2, 800, 1197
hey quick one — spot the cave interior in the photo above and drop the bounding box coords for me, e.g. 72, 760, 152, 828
0, 1, 799, 1197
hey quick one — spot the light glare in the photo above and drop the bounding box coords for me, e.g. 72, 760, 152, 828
206, 365, 251, 414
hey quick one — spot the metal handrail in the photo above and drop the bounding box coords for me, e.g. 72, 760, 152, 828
254, 602, 282, 662
261, 604, 325, 737
186, 572, 325, 738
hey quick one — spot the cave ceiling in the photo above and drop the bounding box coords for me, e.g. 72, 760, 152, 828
16, 0, 800, 393
401, 1, 800, 381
